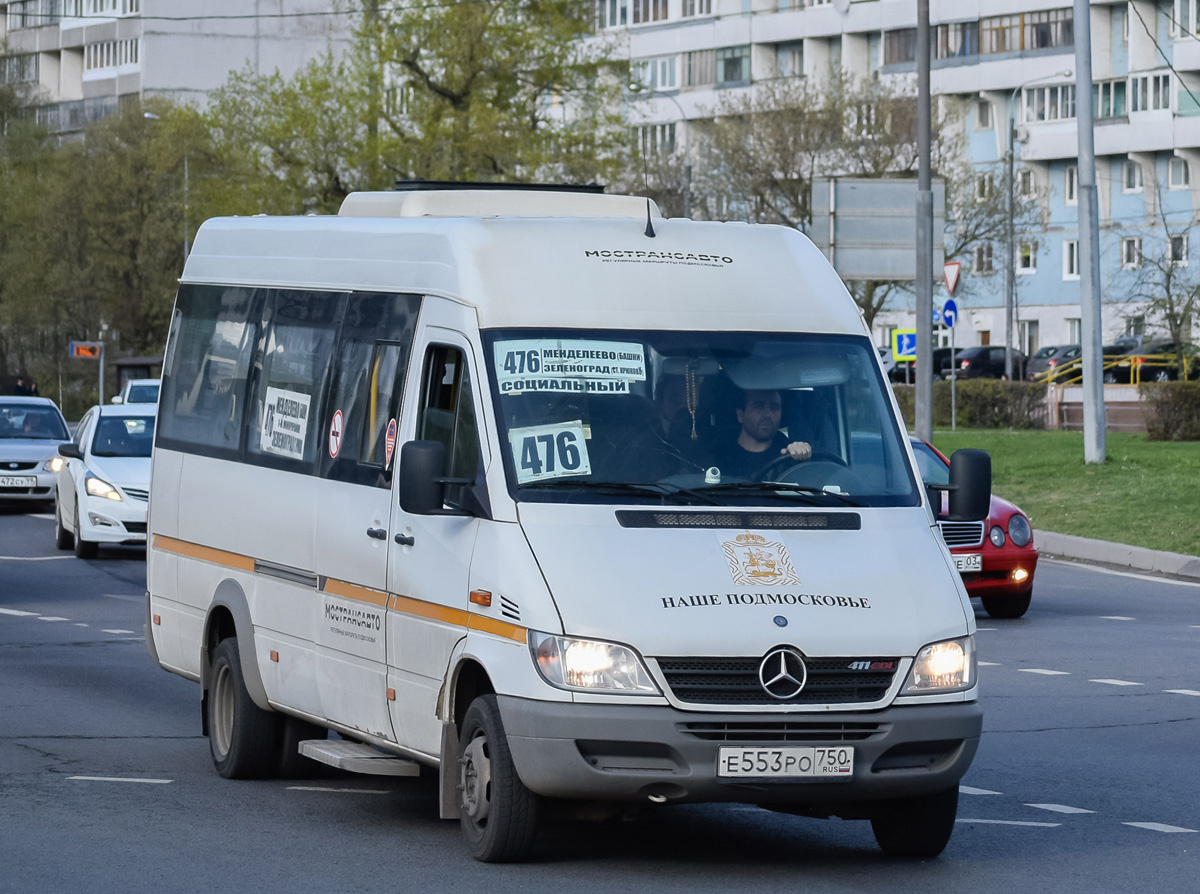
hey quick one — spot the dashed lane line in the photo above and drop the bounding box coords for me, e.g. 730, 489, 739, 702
1019, 669, 1071, 676
1099, 616, 1135, 621
1089, 679, 1144, 687
979, 661, 1002, 666
0, 608, 38, 617
1027, 804, 1096, 815
957, 819, 1061, 827
37, 616, 69, 622
961, 786, 1003, 795
1165, 689, 1200, 696
287, 786, 392, 794
0, 555, 74, 561
68, 776, 172, 784
1123, 822, 1197, 834
101, 629, 135, 635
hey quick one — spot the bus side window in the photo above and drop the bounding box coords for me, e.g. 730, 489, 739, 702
416, 345, 480, 508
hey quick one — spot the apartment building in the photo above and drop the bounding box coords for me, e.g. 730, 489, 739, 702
1, 0, 349, 135
606, 0, 1199, 352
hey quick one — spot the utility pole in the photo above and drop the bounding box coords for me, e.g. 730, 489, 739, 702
914, 0, 934, 443
1074, 0, 1107, 463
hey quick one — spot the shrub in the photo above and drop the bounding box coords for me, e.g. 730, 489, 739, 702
1138, 381, 1200, 441
893, 380, 1047, 429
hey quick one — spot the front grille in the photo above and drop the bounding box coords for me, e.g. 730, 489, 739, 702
655, 656, 898, 706
123, 521, 147, 534
2, 461, 37, 471
938, 520, 985, 547
124, 487, 149, 501
616, 511, 861, 530
681, 721, 886, 742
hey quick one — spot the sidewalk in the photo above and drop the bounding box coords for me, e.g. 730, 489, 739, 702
1035, 529, 1200, 582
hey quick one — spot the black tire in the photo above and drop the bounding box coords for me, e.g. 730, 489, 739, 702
982, 589, 1032, 619
55, 500, 74, 550
276, 716, 327, 779
73, 501, 98, 559
871, 785, 959, 858
208, 637, 280, 779
458, 694, 541, 862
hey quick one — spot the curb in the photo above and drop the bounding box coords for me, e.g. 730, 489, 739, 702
1034, 529, 1200, 582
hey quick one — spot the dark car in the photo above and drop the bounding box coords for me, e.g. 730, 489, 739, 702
953, 345, 1027, 380
1027, 344, 1081, 381
911, 438, 1038, 619
889, 346, 956, 383
1103, 340, 1200, 383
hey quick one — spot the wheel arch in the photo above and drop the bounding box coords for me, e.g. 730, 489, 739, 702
201, 578, 271, 714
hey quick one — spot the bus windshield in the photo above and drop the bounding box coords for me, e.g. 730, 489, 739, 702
482, 329, 919, 508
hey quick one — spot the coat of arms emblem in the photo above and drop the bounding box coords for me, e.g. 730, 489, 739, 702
721, 532, 800, 587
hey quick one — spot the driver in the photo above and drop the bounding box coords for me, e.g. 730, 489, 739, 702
713, 388, 812, 479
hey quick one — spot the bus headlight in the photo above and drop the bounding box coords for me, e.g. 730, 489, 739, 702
529, 633, 660, 694
902, 636, 975, 694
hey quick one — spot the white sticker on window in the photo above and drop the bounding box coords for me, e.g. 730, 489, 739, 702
260, 386, 311, 459
495, 340, 647, 394
508, 421, 592, 484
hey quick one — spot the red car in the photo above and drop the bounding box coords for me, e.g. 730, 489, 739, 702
910, 438, 1038, 619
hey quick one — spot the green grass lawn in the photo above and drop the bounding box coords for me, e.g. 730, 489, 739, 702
930, 429, 1200, 558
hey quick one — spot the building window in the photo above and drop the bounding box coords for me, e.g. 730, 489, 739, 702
1169, 157, 1191, 189
1063, 240, 1080, 280
1018, 242, 1037, 274
976, 100, 993, 130
974, 172, 994, 202
631, 0, 667, 24
778, 42, 804, 78
1067, 318, 1081, 343
0, 52, 39, 84
1126, 315, 1146, 337
716, 46, 751, 86
936, 21, 980, 59
1121, 236, 1143, 269
1020, 320, 1040, 356
636, 122, 676, 155
1094, 79, 1128, 118
632, 55, 677, 91
981, 10, 1074, 54
1065, 165, 1078, 205
84, 38, 140, 71
884, 29, 918, 65
1123, 160, 1144, 193
1174, 0, 1194, 37
684, 49, 715, 87
680, 0, 711, 15
1169, 234, 1189, 266
1022, 84, 1076, 122
973, 242, 995, 274
597, 0, 628, 28
1130, 73, 1171, 112
1017, 168, 1036, 198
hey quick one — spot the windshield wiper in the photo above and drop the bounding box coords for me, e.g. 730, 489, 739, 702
695, 481, 864, 506
519, 480, 719, 505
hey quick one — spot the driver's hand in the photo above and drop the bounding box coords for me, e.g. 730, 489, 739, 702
781, 440, 812, 461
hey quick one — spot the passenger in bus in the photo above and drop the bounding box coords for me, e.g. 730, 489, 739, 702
712, 388, 812, 480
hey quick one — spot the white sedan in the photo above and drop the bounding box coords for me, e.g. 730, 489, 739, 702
55, 404, 154, 558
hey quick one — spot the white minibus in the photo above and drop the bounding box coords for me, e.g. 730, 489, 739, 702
147, 185, 991, 862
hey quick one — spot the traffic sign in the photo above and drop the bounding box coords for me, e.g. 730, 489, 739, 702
942, 299, 959, 329
69, 341, 102, 359
329, 410, 344, 459
891, 328, 917, 362
944, 261, 961, 295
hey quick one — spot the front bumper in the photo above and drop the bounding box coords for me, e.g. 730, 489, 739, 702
962, 549, 1038, 599
0, 468, 56, 502
498, 696, 982, 810
80, 495, 148, 544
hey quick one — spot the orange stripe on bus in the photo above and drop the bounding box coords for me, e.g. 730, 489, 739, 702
388, 594, 471, 627
152, 534, 255, 572
467, 614, 527, 643
323, 578, 389, 607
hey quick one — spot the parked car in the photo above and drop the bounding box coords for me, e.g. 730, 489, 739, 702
111, 377, 160, 404
1027, 344, 1081, 381
54, 404, 154, 558
889, 346, 956, 383
953, 345, 1027, 380
0, 396, 72, 506
910, 438, 1038, 619
1104, 340, 1200, 384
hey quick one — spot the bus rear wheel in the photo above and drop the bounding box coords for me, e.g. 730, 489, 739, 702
208, 637, 279, 779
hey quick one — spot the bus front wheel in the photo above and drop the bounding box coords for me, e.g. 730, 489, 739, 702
208, 637, 279, 779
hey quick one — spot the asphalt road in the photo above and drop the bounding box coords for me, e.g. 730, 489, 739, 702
2, 506, 1198, 893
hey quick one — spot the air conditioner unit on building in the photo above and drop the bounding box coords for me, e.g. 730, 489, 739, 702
1015, 125, 1030, 143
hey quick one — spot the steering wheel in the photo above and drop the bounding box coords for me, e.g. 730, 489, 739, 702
757, 450, 847, 482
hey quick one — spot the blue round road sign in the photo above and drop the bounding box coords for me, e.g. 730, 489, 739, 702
942, 299, 958, 329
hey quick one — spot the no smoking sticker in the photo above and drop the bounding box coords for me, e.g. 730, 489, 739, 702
384, 418, 398, 468
329, 410, 344, 459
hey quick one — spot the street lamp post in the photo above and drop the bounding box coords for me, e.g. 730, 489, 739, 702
1004, 70, 1073, 380
628, 84, 691, 219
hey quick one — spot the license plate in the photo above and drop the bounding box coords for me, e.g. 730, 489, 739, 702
717, 746, 854, 779
0, 476, 36, 488
954, 553, 983, 572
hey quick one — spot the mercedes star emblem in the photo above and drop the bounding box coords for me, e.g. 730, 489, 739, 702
758, 647, 807, 699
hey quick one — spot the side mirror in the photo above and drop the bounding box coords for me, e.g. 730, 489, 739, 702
58, 443, 83, 460
111, 396, 124, 404
947, 448, 991, 521
398, 440, 447, 515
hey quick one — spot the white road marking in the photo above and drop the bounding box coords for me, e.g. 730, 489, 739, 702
957, 819, 1061, 827
0, 608, 38, 617
1020, 668, 1071, 676
1027, 803, 1095, 814
74, 623, 89, 627
979, 661, 1002, 666
1165, 689, 1200, 697
287, 786, 391, 794
68, 776, 172, 784
1099, 616, 1135, 621
104, 593, 142, 602
1042, 558, 1200, 587
38, 616, 70, 622
0, 555, 75, 561
961, 786, 1003, 795
30, 513, 54, 520
101, 629, 135, 635
1090, 679, 1143, 687
1123, 822, 1197, 834
975, 627, 996, 632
